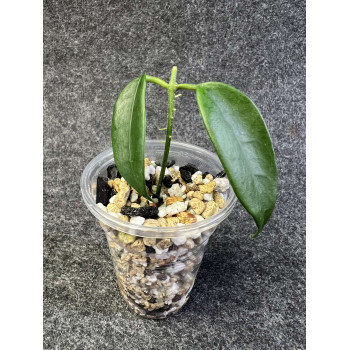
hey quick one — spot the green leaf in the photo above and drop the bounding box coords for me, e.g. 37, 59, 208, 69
196, 82, 277, 237
111, 74, 152, 200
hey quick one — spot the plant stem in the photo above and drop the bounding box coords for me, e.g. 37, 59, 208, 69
176, 83, 197, 91
146, 75, 169, 89
155, 66, 177, 197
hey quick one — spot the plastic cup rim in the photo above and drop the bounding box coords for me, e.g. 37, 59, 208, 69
80, 140, 237, 238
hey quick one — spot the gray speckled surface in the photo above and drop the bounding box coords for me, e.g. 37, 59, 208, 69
43, 0, 305, 349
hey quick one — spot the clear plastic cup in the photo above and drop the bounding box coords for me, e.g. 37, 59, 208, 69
80, 140, 237, 318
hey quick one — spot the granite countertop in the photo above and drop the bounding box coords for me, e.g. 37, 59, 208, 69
44, 0, 305, 349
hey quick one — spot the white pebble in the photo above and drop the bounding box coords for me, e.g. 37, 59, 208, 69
146, 275, 157, 283
184, 238, 195, 249
158, 207, 167, 218
97, 203, 107, 212
214, 178, 230, 192
130, 192, 138, 203
202, 229, 212, 237
160, 190, 168, 200
155, 166, 171, 176
190, 231, 202, 239
165, 201, 187, 216
153, 246, 169, 254
202, 179, 210, 184
177, 247, 188, 256
133, 258, 147, 267
173, 263, 186, 273
145, 165, 156, 180
150, 288, 160, 296
168, 250, 178, 257
194, 215, 205, 222
168, 282, 179, 296
203, 193, 213, 201
168, 183, 185, 197
173, 165, 180, 171
130, 216, 145, 225
109, 195, 116, 203
129, 276, 138, 285
171, 236, 187, 246
191, 171, 202, 182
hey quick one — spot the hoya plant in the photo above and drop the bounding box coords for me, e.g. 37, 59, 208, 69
111, 67, 277, 237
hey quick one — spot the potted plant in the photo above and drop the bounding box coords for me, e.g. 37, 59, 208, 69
80, 66, 277, 319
